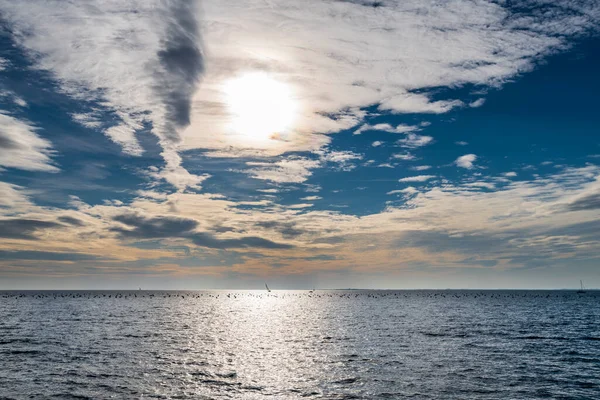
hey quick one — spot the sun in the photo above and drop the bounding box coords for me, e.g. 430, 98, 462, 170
224, 72, 296, 144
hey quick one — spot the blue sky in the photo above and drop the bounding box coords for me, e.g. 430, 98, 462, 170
0, 0, 599, 289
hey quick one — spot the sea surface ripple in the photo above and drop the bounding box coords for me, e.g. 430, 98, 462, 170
1, 290, 599, 399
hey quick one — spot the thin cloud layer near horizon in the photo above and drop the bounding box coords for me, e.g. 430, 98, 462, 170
0, 0, 599, 289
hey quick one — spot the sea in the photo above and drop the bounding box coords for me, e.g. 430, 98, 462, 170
1, 290, 599, 399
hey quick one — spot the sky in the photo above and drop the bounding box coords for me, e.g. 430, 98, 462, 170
0, 0, 599, 289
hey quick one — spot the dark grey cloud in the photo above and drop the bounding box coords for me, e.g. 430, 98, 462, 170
459, 257, 498, 268
394, 230, 506, 255
338, 0, 385, 8
112, 213, 292, 250
0, 250, 108, 261
156, 0, 204, 142
112, 214, 198, 239
0, 134, 19, 149
189, 233, 292, 249
0, 219, 62, 240
565, 193, 600, 211
545, 219, 600, 238
57, 216, 85, 226
255, 220, 305, 239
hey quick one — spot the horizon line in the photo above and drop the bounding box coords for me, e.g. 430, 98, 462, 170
0, 288, 597, 291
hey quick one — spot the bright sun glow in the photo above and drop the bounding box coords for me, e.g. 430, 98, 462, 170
224, 72, 296, 144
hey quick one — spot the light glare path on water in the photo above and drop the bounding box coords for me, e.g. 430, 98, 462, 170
1, 290, 599, 399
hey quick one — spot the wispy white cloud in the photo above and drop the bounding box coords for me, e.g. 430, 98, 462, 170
0, 181, 33, 210
104, 123, 144, 157
185, 0, 600, 156
319, 150, 363, 164
387, 187, 419, 195
469, 98, 486, 108
0, 0, 205, 187
0, 112, 58, 172
464, 182, 495, 190
412, 165, 432, 171
399, 175, 436, 183
246, 157, 320, 183
455, 154, 477, 169
0, 89, 27, 108
354, 123, 420, 135
2, 165, 600, 279
70, 113, 103, 129
392, 153, 416, 161
1, 0, 598, 193
397, 133, 434, 149
287, 203, 313, 209
319, 150, 363, 171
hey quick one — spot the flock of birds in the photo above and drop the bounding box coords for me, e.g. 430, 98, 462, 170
0, 290, 590, 300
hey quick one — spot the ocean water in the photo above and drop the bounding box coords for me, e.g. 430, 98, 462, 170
1, 290, 599, 399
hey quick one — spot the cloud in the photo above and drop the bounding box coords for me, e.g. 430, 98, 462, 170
182, 0, 600, 155
2, 165, 600, 279
379, 94, 464, 114
371, 141, 383, 147
0, 113, 58, 172
104, 123, 144, 156
0, 89, 27, 108
301, 196, 322, 201
0, 182, 33, 210
255, 220, 305, 239
354, 123, 433, 149
469, 98, 486, 108
287, 203, 313, 209
564, 177, 600, 211
246, 157, 320, 183
2, 0, 598, 154
318, 150, 363, 171
0, 250, 108, 261
399, 175, 436, 182
387, 187, 418, 195
392, 153, 416, 161
1, 1, 600, 283
0, 0, 205, 188
70, 113, 102, 129
411, 165, 432, 171
57, 216, 86, 226
464, 182, 495, 190
397, 133, 434, 149
154, 0, 204, 143
112, 212, 292, 249
189, 233, 292, 249
567, 195, 600, 211
455, 141, 469, 146
320, 150, 363, 163
112, 213, 199, 239
0, 218, 62, 240
455, 154, 477, 169
1, 0, 598, 200
354, 123, 420, 135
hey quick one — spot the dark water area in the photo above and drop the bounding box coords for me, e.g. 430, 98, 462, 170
1, 290, 599, 399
